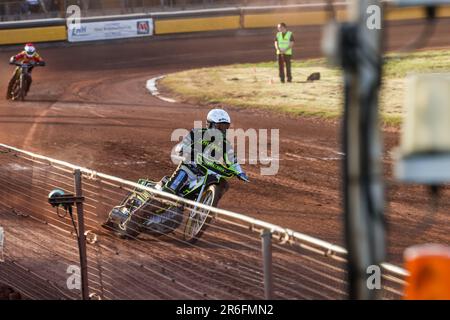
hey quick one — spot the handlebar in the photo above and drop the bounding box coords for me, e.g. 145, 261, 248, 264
13, 62, 32, 67
237, 173, 250, 182
11, 61, 45, 67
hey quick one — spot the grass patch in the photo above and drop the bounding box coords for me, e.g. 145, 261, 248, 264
160, 50, 450, 124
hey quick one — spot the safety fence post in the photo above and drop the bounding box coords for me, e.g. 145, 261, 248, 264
74, 169, 89, 300
239, 8, 245, 29
261, 228, 273, 300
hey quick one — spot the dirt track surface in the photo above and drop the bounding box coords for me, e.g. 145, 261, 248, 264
0, 20, 449, 299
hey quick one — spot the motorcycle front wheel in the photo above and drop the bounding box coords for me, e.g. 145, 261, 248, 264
10, 79, 20, 101
183, 184, 220, 244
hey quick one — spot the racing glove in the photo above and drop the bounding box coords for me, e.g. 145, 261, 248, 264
238, 172, 249, 182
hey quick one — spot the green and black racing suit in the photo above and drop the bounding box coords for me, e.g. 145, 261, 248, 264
163, 127, 247, 196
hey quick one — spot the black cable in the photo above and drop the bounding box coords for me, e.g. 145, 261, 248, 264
67, 206, 79, 239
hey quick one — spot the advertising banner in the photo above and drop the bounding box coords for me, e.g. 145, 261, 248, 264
68, 18, 153, 42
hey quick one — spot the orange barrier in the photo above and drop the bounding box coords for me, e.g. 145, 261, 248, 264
403, 244, 450, 300
0, 25, 66, 45
155, 16, 240, 34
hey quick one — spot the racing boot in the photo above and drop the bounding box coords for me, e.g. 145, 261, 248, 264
25, 75, 32, 96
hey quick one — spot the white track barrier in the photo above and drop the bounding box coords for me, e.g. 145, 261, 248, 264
0, 143, 408, 299
146, 76, 177, 103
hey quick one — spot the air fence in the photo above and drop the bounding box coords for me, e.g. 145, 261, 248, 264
0, 143, 407, 300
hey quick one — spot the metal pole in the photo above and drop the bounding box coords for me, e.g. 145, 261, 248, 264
74, 169, 89, 300
261, 229, 273, 300
239, 8, 244, 29
342, 0, 385, 299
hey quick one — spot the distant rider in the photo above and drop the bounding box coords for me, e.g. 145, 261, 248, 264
7, 43, 45, 99
162, 109, 249, 198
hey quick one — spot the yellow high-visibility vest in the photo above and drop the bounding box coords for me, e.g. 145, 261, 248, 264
276, 31, 293, 55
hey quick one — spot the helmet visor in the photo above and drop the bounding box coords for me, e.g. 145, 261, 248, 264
216, 122, 230, 132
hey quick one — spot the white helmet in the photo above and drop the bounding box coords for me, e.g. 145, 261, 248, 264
24, 43, 36, 58
207, 109, 231, 125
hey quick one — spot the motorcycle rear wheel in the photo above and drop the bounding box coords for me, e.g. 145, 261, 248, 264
120, 208, 145, 239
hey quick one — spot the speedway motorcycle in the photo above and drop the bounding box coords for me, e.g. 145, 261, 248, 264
102, 156, 247, 244
6, 62, 43, 101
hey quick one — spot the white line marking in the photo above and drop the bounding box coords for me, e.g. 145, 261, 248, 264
88, 108, 126, 125
157, 96, 177, 103
285, 152, 343, 161
89, 109, 106, 118
146, 75, 177, 103
1, 163, 31, 171
23, 106, 54, 150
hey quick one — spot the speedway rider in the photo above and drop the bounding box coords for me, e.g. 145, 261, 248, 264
7, 43, 45, 99
163, 109, 249, 198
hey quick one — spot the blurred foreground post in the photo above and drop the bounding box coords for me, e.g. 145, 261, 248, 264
395, 74, 450, 184
343, 0, 386, 300
322, 0, 386, 299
